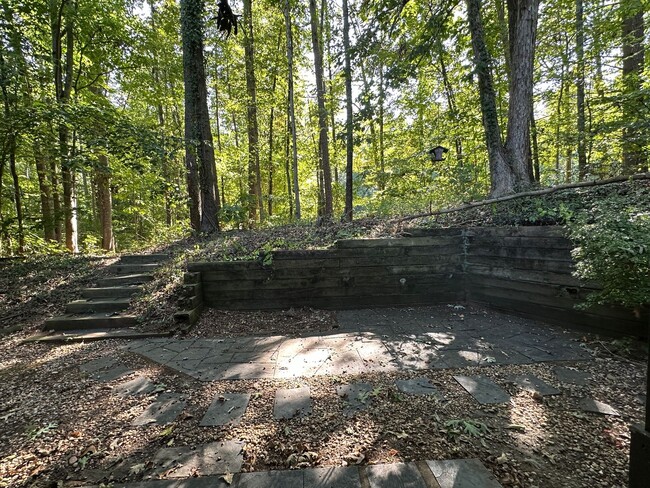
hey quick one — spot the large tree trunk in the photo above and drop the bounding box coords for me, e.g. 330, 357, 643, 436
621, 0, 646, 174
466, 0, 513, 196
180, 0, 220, 232
243, 0, 263, 225
342, 0, 354, 222
309, 0, 333, 219
95, 154, 114, 251
284, 0, 301, 220
466, 0, 537, 196
576, 0, 587, 180
504, 0, 537, 184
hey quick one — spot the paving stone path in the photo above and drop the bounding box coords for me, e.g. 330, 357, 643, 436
127, 308, 590, 381
105, 458, 503, 487
77, 307, 615, 488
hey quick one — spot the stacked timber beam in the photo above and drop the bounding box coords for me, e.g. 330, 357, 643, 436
41, 254, 168, 339
183, 227, 648, 338
187, 234, 465, 311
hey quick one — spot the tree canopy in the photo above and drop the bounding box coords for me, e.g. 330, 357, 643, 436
1, 0, 648, 255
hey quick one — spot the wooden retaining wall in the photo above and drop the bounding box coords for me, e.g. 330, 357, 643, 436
188, 235, 465, 311
186, 226, 648, 337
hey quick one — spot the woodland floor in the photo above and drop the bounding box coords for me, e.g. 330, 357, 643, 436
1, 185, 649, 488
0, 302, 647, 488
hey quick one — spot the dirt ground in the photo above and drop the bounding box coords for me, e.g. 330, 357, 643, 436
0, 305, 646, 488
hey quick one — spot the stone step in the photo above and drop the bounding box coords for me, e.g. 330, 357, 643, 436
120, 254, 169, 265
112, 263, 160, 275
98, 274, 153, 287
66, 298, 131, 314
43, 313, 138, 331
81, 286, 142, 299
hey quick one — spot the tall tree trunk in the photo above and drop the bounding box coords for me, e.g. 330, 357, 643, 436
309, 0, 333, 219
504, 0, 538, 184
378, 64, 386, 191
52, 0, 78, 251
284, 0, 301, 220
576, 0, 587, 180
285, 101, 293, 219
466, 0, 537, 196
180, 0, 220, 232
466, 0, 513, 196
243, 0, 263, 224
621, 0, 646, 174
343, 0, 354, 222
96, 154, 114, 251
266, 30, 282, 218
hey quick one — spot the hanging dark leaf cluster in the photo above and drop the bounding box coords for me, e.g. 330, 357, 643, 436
216, 0, 238, 38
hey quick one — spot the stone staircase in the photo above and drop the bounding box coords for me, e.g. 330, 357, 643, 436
41, 254, 168, 338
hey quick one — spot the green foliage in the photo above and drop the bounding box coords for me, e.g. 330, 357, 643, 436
442, 419, 489, 443
569, 195, 650, 310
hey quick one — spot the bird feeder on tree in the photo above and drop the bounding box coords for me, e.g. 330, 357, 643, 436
428, 145, 449, 163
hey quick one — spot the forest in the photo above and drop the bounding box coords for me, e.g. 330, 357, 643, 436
0, 0, 648, 255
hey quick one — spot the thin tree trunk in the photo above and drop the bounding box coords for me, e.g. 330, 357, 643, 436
378, 64, 386, 191
309, 0, 333, 219
266, 30, 282, 218
554, 36, 568, 177
8, 136, 24, 254
576, 0, 587, 180
343, 0, 354, 221
243, 0, 263, 224
566, 146, 573, 183
50, 153, 62, 242
284, 0, 300, 220
530, 101, 540, 182
285, 102, 293, 219
438, 43, 463, 162
34, 143, 55, 240
96, 154, 114, 251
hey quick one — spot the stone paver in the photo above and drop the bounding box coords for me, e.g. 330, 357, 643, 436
273, 387, 312, 420
114, 376, 157, 397
579, 398, 620, 416
200, 393, 251, 426
80, 356, 119, 373
304, 466, 362, 488
151, 440, 244, 478
337, 382, 374, 416
132, 393, 186, 426
129, 307, 590, 381
395, 377, 443, 398
507, 374, 560, 397
453, 375, 511, 404
110, 477, 230, 488
554, 366, 591, 386
427, 458, 503, 488
366, 462, 427, 488
237, 470, 303, 488
91, 365, 134, 382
